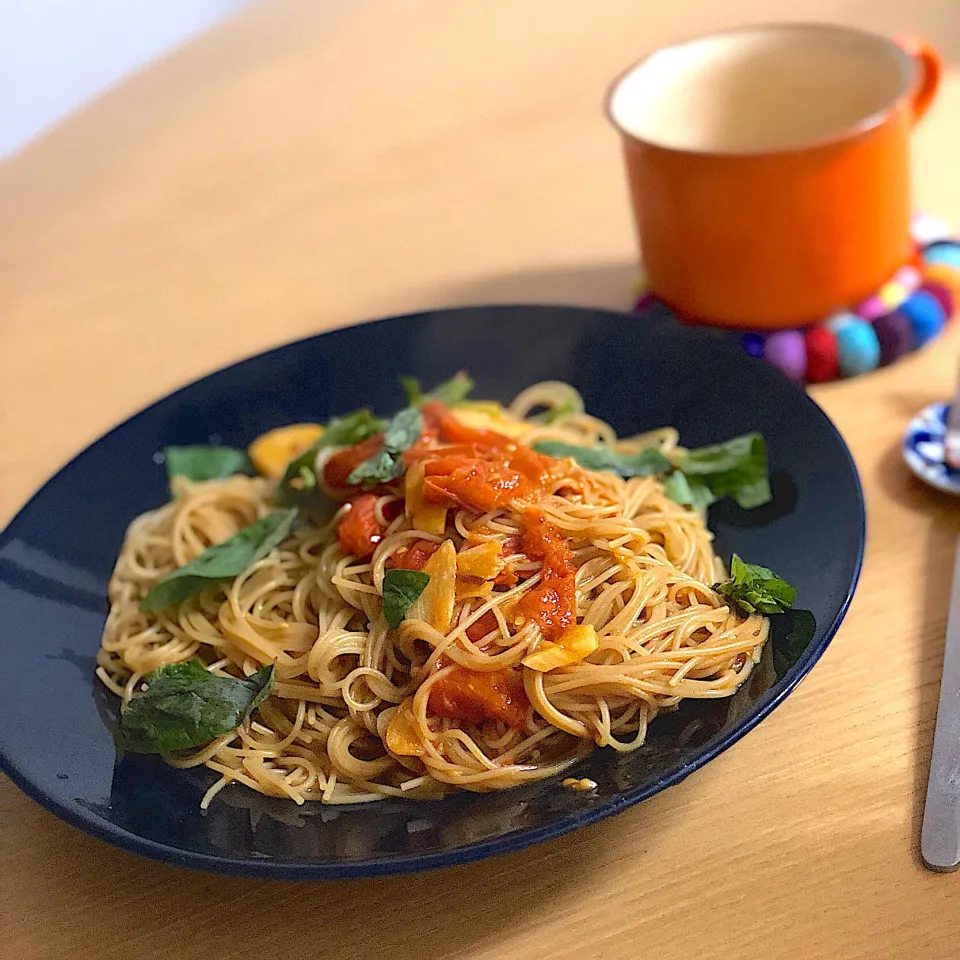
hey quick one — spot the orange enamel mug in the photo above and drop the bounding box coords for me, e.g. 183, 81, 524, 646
607, 23, 941, 329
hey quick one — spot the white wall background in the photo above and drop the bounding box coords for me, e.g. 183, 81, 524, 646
0, 0, 252, 158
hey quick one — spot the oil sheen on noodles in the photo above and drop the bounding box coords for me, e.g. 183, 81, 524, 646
98, 382, 768, 807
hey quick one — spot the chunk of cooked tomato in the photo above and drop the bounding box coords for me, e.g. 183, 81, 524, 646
389, 539, 440, 571
424, 461, 530, 513
415, 442, 561, 514
337, 494, 383, 560
419, 400, 448, 437
416, 400, 507, 446
323, 435, 384, 490
428, 667, 529, 729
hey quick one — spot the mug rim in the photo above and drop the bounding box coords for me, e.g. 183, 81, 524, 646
605, 21, 917, 157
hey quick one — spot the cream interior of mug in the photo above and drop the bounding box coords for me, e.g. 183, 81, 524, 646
609, 24, 913, 153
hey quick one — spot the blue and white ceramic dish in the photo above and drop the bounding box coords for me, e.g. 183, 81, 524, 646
903, 402, 960, 495
0, 305, 865, 879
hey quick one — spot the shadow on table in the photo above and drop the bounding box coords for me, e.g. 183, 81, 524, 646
875, 438, 960, 865
438, 260, 639, 314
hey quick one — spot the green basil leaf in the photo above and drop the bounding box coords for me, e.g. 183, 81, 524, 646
663, 470, 716, 511
322, 409, 388, 447
535, 431, 772, 513
140, 509, 298, 612
676, 433, 771, 509
401, 372, 474, 408
347, 450, 405, 487
347, 406, 424, 487
382, 569, 431, 628
532, 441, 671, 479
277, 409, 385, 504
426, 372, 474, 406
400, 376, 423, 406
715, 554, 796, 616
382, 406, 423, 450
117, 660, 274, 753
164, 446, 253, 490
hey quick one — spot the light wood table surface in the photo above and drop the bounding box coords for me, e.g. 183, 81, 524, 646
3, 1, 960, 957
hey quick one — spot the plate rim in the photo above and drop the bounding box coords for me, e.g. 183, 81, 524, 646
0, 303, 866, 880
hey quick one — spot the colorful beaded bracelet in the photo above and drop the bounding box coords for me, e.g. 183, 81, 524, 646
633, 214, 959, 384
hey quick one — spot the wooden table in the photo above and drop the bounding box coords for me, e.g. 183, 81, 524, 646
2, 1, 960, 957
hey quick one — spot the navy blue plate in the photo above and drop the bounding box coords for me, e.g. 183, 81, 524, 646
0, 305, 864, 879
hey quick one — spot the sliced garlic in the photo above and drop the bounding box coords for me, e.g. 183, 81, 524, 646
456, 540, 503, 580
522, 624, 599, 672
407, 540, 456, 632
405, 461, 447, 535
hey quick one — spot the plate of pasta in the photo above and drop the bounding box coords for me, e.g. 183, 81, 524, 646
0, 304, 864, 878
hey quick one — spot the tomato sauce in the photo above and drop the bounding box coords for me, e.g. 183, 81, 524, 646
515, 508, 576, 641
515, 579, 576, 642
465, 610, 499, 642
519, 508, 574, 576
428, 667, 529, 729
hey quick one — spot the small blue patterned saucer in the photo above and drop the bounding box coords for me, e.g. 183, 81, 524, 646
903, 402, 960, 494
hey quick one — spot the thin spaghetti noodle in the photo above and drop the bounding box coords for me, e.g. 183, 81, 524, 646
98, 381, 769, 806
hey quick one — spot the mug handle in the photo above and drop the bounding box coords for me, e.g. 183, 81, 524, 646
898, 37, 941, 122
